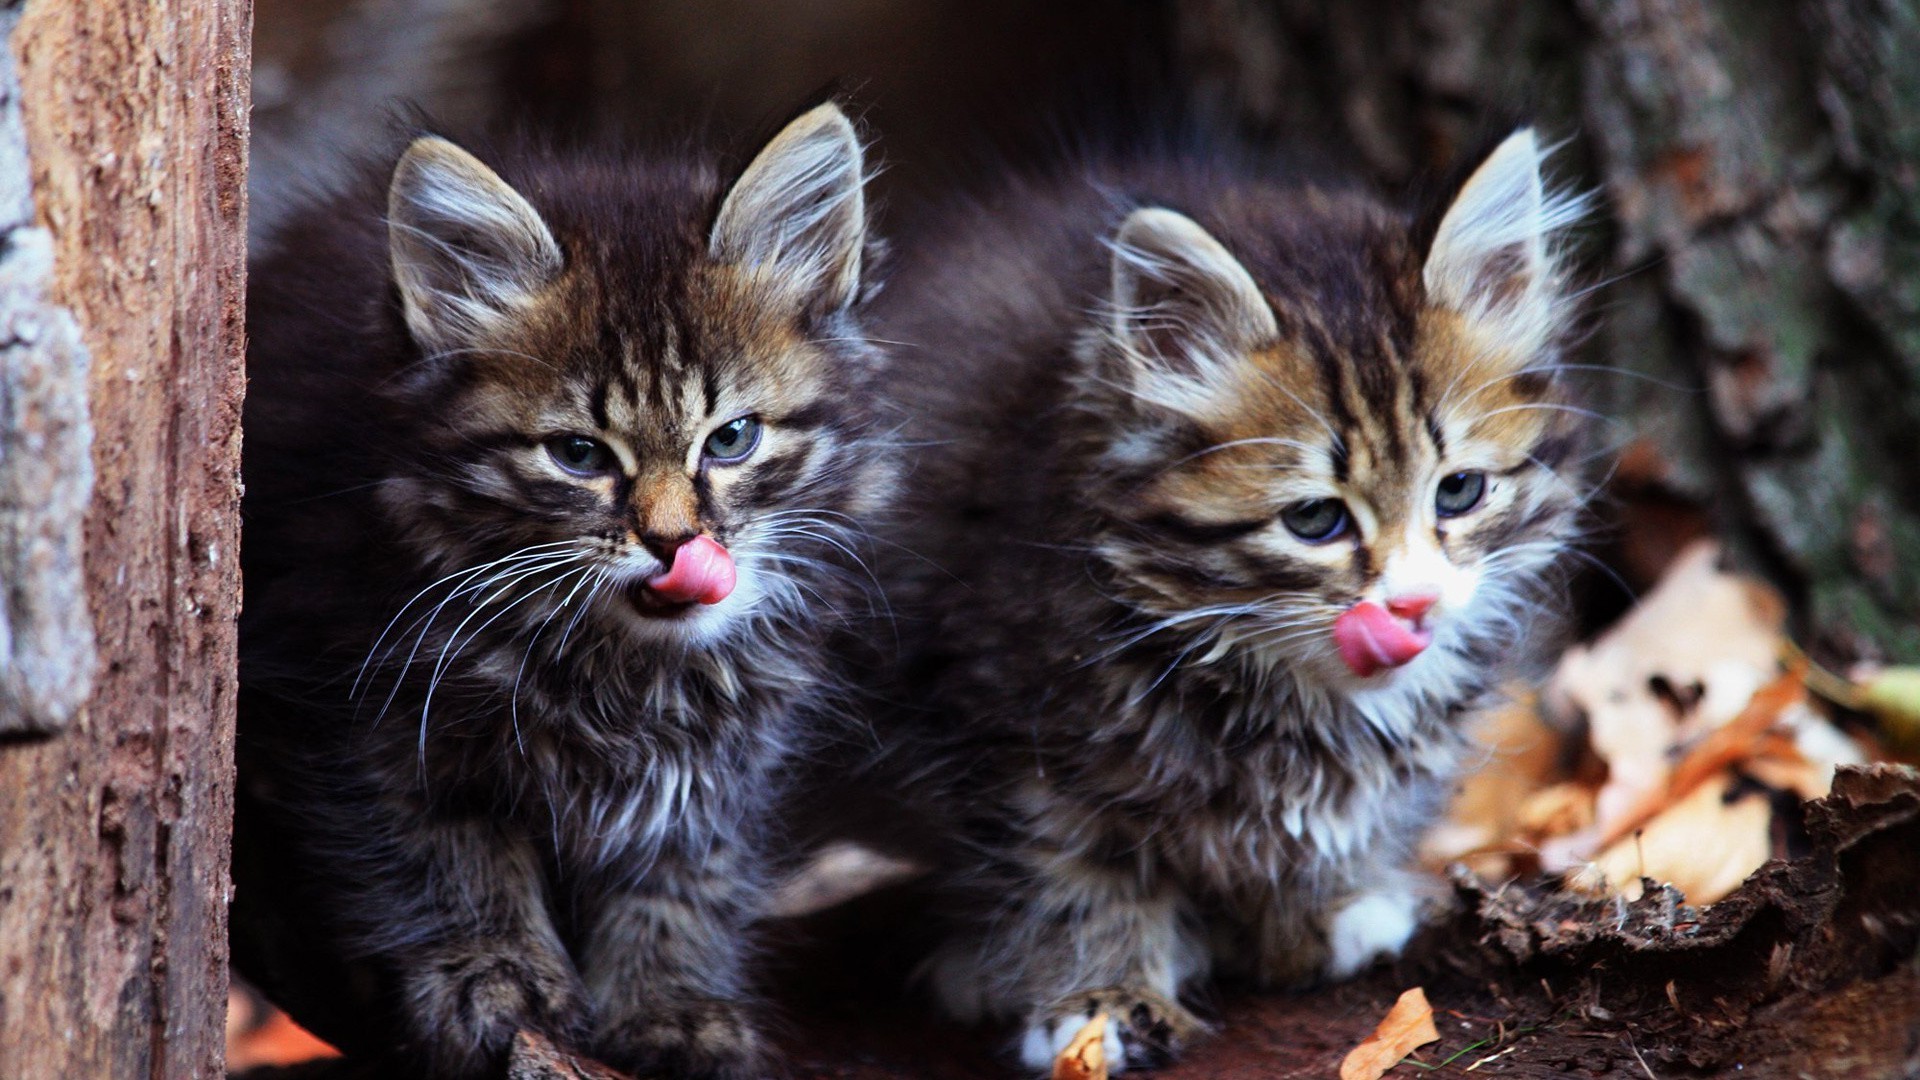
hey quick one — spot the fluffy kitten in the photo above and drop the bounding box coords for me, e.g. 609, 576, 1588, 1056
235, 104, 892, 1078
869, 130, 1587, 1071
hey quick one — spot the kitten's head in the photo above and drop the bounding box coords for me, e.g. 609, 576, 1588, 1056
1083, 130, 1588, 692
376, 104, 888, 647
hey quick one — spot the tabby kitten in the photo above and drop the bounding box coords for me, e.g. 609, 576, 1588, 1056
869, 130, 1587, 1071
236, 104, 891, 1078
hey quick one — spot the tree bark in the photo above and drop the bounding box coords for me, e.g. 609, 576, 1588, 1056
0, 0, 249, 1076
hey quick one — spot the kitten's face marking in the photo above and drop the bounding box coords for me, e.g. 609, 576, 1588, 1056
383, 106, 877, 646
1090, 130, 1585, 690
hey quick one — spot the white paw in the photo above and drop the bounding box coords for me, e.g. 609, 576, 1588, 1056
1324, 889, 1420, 980
1018, 1008, 1127, 1075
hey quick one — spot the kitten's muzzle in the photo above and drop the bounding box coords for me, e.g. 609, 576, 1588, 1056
647, 534, 736, 604
625, 535, 737, 615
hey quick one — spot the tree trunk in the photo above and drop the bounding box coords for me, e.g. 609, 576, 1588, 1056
1171, 0, 1920, 663
0, 0, 249, 1076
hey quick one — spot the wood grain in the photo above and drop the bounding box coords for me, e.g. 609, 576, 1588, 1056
0, 0, 249, 1074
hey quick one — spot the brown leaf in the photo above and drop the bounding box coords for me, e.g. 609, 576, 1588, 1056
1578, 773, 1774, 903
1340, 987, 1440, 1080
1540, 542, 1787, 872
1052, 1012, 1109, 1080
1597, 668, 1804, 854
1421, 692, 1565, 871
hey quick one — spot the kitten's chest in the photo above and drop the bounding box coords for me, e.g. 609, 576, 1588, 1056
1066, 676, 1462, 893
498, 650, 816, 870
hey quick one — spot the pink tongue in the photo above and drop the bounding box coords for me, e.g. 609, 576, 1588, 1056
646, 535, 736, 605
1332, 601, 1432, 677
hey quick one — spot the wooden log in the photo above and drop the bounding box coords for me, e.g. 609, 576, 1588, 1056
0, 0, 249, 1075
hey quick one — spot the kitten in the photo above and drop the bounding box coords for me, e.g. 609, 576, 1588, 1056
868, 130, 1587, 1072
235, 104, 892, 1078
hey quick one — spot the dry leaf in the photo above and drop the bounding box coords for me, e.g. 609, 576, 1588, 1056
1052, 1012, 1108, 1080
223, 999, 340, 1071
1340, 987, 1440, 1080
1422, 693, 1564, 871
1579, 773, 1773, 903
1541, 542, 1786, 872
1516, 782, 1596, 839
1545, 667, 1804, 873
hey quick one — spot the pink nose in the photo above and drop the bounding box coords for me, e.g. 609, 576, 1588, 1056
1385, 592, 1439, 621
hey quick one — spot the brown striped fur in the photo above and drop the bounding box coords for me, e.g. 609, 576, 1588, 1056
861, 130, 1589, 1072
236, 104, 895, 1078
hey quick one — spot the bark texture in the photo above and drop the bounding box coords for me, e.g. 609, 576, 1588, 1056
0, 0, 249, 1075
1170, 0, 1920, 662
0, 0, 92, 735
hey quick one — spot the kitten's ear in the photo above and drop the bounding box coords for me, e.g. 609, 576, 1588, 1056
1109, 207, 1277, 410
709, 103, 867, 316
388, 137, 563, 353
1423, 129, 1580, 354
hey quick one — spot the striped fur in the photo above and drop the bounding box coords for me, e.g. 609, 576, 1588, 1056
864, 130, 1589, 1072
236, 105, 894, 1079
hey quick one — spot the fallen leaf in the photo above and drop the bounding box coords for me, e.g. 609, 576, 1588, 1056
1579, 773, 1774, 903
1516, 782, 1596, 840
1544, 667, 1804, 873
223, 998, 340, 1071
1052, 1012, 1108, 1080
1422, 693, 1565, 871
1340, 987, 1440, 1080
1541, 542, 1786, 873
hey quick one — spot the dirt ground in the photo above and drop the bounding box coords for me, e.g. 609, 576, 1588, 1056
765, 768, 1920, 1080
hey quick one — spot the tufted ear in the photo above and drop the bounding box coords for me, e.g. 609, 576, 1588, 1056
1107, 206, 1278, 414
388, 137, 562, 354
1423, 129, 1583, 356
709, 103, 868, 316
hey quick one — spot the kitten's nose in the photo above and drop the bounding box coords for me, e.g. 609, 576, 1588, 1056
1384, 592, 1439, 621
638, 530, 700, 564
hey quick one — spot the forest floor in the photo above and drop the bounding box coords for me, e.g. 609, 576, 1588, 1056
762, 764, 1920, 1080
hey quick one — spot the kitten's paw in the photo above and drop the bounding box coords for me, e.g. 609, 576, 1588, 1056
596, 997, 768, 1080
402, 941, 587, 1074
1323, 887, 1422, 980
1018, 987, 1207, 1074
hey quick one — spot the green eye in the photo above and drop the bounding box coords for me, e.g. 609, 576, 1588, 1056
546, 435, 615, 475
1281, 499, 1349, 543
1436, 471, 1487, 517
703, 416, 762, 462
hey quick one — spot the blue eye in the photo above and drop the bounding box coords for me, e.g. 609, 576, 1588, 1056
1436, 471, 1487, 517
546, 435, 615, 475
1281, 499, 1349, 543
703, 416, 762, 463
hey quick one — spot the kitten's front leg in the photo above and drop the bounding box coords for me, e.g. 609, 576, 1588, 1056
1246, 863, 1429, 988
580, 847, 768, 1080
932, 845, 1210, 1074
377, 815, 586, 1077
